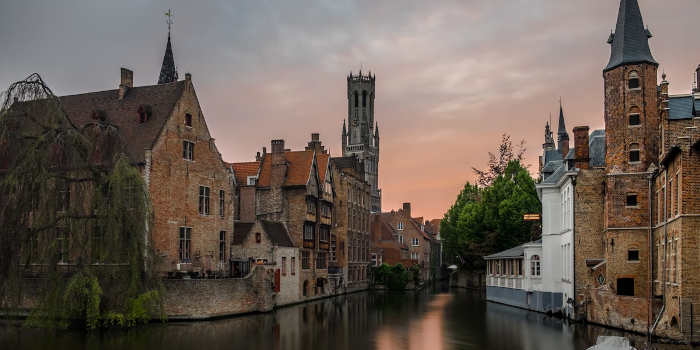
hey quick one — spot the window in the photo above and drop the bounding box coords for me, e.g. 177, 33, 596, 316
530, 255, 541, 276
617, 278, 635, 296
330, 235, 337, 262
185, 113, 192, 127
629, 114, 641, 126
362, 90, 367, 107
629, 143, 640, 163
304, 222, 314, 241
398, 235, 404, 244
57, 180, 70, 212
219, 190, 225, 217
316, 252, 327, 269
412, 238, 420, 246
307, 200, 316, 214
179, 227, 191, 263
628, 249, 639, 262
291, 257, 296, 275
301, 251, 310, 269
282, 257, 287, 276
319, 225, 330, 242
669, 179, 674, 215
397, 222, 404, 230
57, 228, 69, 263
354, 91, 359, 107
255, 232, 261, 243
675, 173, 680, 216
246, 176, 257, 186
626, 194, 638, 208
199, 186, 210, 215
183, 140, 194, 160
628, 71, 640, 90
219, 231, 226, 263
321, 203, 331, 218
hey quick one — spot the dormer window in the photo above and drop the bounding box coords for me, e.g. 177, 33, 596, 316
185, 113, 193, 127
246, 176, 257, 186
628, 71, 640, 90
138, 105, 152, 123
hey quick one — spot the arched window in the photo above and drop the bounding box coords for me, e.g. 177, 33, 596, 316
628, 106, 641, 126
354, 91, 359, 107
629, 143, 641, 163
362, 90, 367, 107
530, 255, 541, 276
628, 71, 640, 90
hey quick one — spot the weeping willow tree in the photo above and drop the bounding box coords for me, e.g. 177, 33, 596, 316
0, 74, 162, 329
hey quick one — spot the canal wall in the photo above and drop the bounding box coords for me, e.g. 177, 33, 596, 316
162, 265, 275, 320
450, 269, 485, 289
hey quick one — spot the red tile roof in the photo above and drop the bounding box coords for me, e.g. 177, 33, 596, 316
58, 81, 186, 164
257, 150, 315, 187
317, 153, 329, 182
230, 161, 260, 185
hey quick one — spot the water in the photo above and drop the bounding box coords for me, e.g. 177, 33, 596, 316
0, 285, 690, 350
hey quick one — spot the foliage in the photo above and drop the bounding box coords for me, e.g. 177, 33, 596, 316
442, 136, 541, 270
0, 74, 162, 328
372, 263, 412, 291
471, 134, 527, 188
409, 265, 421, 285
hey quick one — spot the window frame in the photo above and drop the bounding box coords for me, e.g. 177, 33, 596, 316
219, 190, 225, 217
219, 231, 226, 263
185, 113, 193, 127
303, 222, 315, 241
301, 250, 311, 270
530, 255, 541, 276
199, 186, 210, 215
629, 143, 641, 164
627, 249, 640, 262
628, 113, 641, 127
628, 71, 641, 90
626, 193, 639, 208
178, 226, 192, 264
183, 140, 195, 161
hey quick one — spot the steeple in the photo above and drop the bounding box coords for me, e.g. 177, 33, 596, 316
158, 9, 178, 84
557, 102, 570, 157
543, 120, 555, 150
342, 119, 347, 150
604, 0, 657, 72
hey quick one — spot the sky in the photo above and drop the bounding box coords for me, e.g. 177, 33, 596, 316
1, 0, 699, 220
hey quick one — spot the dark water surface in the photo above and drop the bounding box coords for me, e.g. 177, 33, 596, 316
0, 285, 690, 350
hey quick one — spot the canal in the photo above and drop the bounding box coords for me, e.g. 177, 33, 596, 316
0, 285, 690, 350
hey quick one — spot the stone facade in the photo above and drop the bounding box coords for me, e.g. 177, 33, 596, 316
330, 156, 371, 291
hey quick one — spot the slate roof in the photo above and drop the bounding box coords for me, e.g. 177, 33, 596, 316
668, 95, 696, 120
589, 130, 606, 167
541, 161, 567, 185
484, 239, 541, 260
158, 34, 178, 84
557, 104, 568, 139
233, 220, 294, 247
257, 150, 315, 187
604, 0, 657, 72
59, 81, 186, 164
230, 161, 260, 185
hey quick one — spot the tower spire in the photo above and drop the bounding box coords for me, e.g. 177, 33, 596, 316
605, 0, 657, 72
158, 9, 178, 84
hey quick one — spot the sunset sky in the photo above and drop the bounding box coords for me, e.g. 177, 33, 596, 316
1, 0, 699, 220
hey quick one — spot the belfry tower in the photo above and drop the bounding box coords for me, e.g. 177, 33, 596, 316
342, 71, 381, 212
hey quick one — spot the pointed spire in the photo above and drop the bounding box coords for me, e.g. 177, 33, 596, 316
605, 0, 657, 72
342, 119, 347, 135
557, 101, 568, 141
158, 10, 178, 84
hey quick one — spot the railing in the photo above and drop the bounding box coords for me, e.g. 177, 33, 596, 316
487, 275, 524, 290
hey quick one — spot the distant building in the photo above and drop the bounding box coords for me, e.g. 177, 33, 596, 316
376, 203, 433, 281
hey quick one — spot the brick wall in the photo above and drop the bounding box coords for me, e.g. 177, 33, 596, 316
162, 265, 274, 319
148, 80, 234, 276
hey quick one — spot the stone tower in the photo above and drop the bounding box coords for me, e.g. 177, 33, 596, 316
602, 0, 659, 299
342, 71, 381, 212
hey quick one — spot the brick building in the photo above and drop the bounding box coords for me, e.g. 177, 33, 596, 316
376, 203, 433, 281
253, 135, 334, 299
38, 33, 236, 277
330, 155, 371, 290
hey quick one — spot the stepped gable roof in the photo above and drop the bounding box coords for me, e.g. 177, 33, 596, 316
230, 161, 260, 185
58, 81, 186, 164
605, 0, 657, 72
233, 221, 294, 247
668, 95, 696, 120
589, 130, 606, 167
257, 150, 315, 187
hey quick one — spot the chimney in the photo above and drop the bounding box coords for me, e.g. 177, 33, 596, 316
573, 126, 590, 170
305, 133, 327, 154
255, 151, 261, 162
270, 140, 287, 188
119, 68, 133, 100
185, 73, 192, 92
402, 202, 411, 218
271, 139, 285, 154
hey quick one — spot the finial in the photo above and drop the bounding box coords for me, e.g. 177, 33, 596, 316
662, 70, 666, 81
165, 9, 173, 35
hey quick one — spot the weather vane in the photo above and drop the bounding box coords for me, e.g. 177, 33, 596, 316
165, 9, 174, 34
